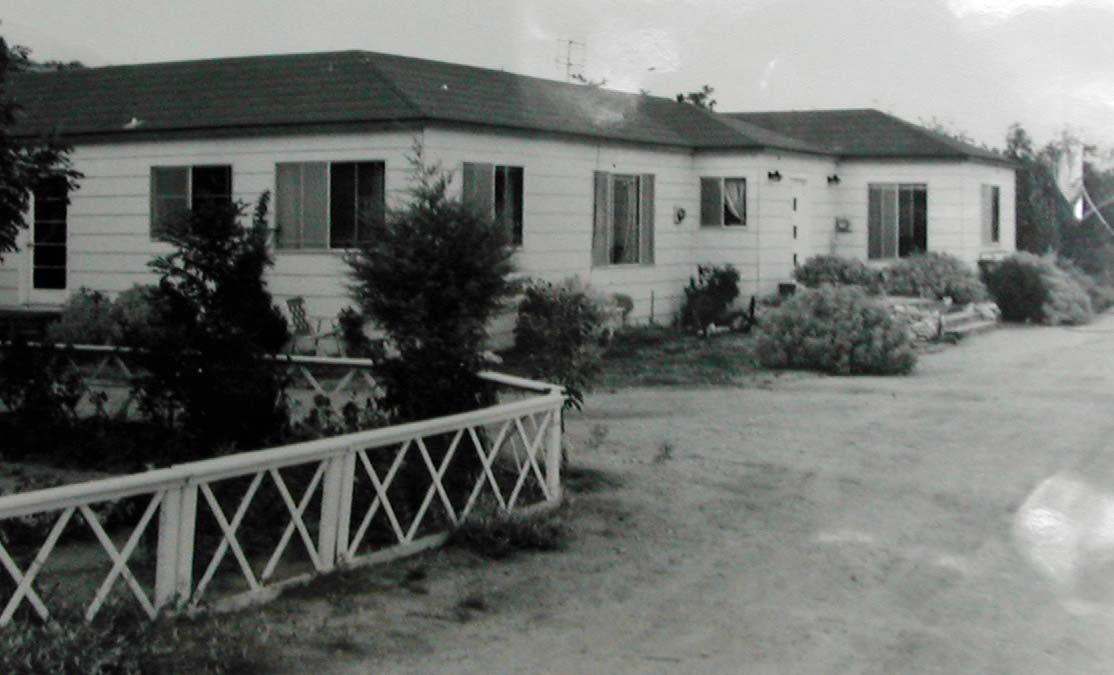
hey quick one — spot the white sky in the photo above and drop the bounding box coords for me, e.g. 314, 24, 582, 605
2, 0, 1113, 150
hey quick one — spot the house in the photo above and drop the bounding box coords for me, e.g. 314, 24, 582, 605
2, 50, 1016, 332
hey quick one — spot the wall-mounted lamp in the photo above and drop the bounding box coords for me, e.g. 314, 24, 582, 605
673, 206, 687, 224
767, 170, 782, 182
827, 174, 841, 185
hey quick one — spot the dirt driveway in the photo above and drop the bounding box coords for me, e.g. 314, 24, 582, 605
283, 317, 1114, 674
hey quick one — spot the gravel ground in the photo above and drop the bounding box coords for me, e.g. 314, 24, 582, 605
277, 316, 1114, 674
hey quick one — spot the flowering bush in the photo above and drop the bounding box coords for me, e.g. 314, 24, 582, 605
755, 285, 916, 375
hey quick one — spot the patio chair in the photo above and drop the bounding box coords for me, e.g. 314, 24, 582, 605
286, 297, 342, 355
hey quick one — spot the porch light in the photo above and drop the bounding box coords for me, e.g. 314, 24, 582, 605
827, 174, 841, 185
767, 170, 782, 182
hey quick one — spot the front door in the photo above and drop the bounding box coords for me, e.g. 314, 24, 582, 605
24, 176, 69, 305
790, 178, 808, 270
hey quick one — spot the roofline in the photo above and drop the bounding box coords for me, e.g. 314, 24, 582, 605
836, 153, 1018, 168
11, 118, 429, 145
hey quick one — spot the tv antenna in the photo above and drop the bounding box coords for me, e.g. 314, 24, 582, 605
555, 39, 586, 82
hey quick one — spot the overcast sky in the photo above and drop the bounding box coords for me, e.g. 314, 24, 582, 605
3, 0, 1113, 151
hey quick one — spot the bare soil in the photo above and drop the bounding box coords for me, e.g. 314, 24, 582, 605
262, 317, 1114, 674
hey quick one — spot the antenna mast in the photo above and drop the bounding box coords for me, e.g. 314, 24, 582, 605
555, 39, 585, 82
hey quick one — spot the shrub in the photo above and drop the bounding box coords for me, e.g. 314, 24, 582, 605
45, 288, 119, 345
335, 306, 382, 359
680, 264, 741, 332
985, 252, 1093, 325
882, 252, 986, 304
450, 505, 569, 560
345, 143, 515, 423
109, 284, 164, 346
1056, 256, 1114, 314
128, 193, 290, 450
794, 255, 881, 291
0, 339, 85, 425
0, 599, 268, 674
513, 277, 605, 410
755, 285, 916, 375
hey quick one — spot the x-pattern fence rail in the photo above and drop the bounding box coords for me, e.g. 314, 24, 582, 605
0, 343, 384, 419
0, 371, 563, 625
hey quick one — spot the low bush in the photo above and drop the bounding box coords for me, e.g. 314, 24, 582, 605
1056, 257, 1114, 314
985, 252, 1093, 325
882, 252, 986, 304
0, 599, 268, 674
680, 264, 741, 332
449, 505, 569, 560
794, 255, 881, 291
513, 277, 605, 410
755, 285, 916, 375
45, 288, 119, 345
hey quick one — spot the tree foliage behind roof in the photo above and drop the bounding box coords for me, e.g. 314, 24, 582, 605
0, 37, 81, 257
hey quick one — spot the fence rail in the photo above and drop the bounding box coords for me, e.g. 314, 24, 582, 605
0, 342, 390, 419
0, 365, 564, 625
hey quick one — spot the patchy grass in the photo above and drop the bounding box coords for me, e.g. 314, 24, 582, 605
449, 505, 570, 560
564, 464, 624, 495
599, 326, 761, 388
653, 442, 675, 464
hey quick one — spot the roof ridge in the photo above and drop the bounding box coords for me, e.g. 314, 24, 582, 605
876, 110, 1005, 159
355, 53, 425, 119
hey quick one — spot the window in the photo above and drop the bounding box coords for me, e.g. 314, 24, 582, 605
150, 165, 232, 240
463, 163, 524, 246
700, 177, 746, 226
32, 176, 69, 290
982, 184, 1000, 244
592, 171, 655, 266
868, 183, 927, 259
275, 161, 385, 250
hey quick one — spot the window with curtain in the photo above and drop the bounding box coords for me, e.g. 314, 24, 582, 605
462, 162, 524, 246
274, 161, 385, 250
981, 184, 1000, 244
700, 177, 746, 226
591, 171, 655, 266
868, 183, 927, 259
150, 165, 232, 240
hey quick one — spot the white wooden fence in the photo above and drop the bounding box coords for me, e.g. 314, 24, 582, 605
0, 370, 564, 625
0, 343, 386, 419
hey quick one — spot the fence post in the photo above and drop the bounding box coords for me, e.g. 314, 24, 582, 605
546, 398, 563, 502
154, 484, 197, 611
318, 451, 355, 571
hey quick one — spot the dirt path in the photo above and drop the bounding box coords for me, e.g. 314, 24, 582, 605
276, 317, 1114, 674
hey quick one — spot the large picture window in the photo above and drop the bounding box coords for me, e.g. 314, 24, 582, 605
275, 161, 385, 250
592, 171, 655, 266
700, 177, 746, 226
981, 184, 1001, 244
462, 162, 524, 246
868, 183, 927, 259
150, 165, 232, 240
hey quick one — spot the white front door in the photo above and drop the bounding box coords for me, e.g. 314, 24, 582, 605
790, 178, 808, 271
23, 177, 69, 305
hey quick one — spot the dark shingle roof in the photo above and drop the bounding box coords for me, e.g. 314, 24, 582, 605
8, 50, 819, 152
726, 108, 1011, 164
